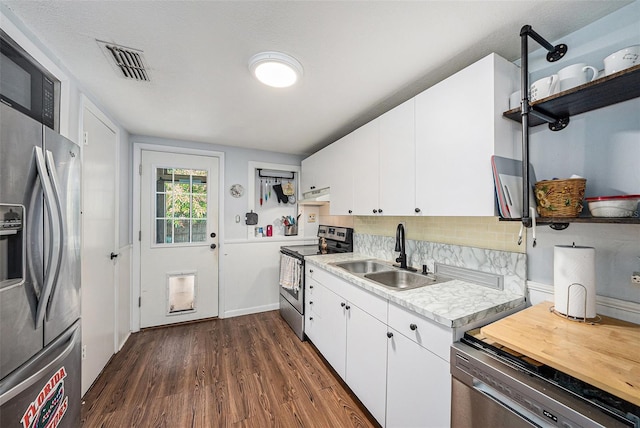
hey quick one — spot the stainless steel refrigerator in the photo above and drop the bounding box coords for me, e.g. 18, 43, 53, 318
0, 103, 81, 428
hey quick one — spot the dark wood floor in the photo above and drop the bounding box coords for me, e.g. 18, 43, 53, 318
81, 311, 379, 427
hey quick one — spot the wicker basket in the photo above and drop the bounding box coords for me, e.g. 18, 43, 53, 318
534, 178, 587, 217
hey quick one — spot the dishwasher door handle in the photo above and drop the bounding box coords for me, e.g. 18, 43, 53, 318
472, 379, 548, 427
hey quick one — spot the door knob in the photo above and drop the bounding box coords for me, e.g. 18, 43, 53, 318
110, 252, 118, 260
210, 232, 216, 238
415, 208, 421, 213
210, 244, 217, 249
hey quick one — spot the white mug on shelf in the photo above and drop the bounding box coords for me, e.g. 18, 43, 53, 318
509, 90, 521, 109
604, 45, 640, 75
557, 63, 599, 92
530, 74, 558, 102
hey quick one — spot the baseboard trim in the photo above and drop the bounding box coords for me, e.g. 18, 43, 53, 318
527, 280, 640, 316
118, 332, 131, 352
224, 303, 279, 318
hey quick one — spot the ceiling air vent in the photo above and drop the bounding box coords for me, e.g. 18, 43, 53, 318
97, 40, 150, 81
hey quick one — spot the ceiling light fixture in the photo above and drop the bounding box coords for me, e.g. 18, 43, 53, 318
248, 51, 303, 88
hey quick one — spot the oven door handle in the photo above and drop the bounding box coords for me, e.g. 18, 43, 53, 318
472, 379, 547, 427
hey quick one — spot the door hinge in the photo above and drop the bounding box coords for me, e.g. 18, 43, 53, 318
139, 164, 142, 175
138, 230, 141, 241
138, 297, 141, 307
83, 131, 89, 146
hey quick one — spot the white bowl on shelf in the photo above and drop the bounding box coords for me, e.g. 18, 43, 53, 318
585, 195, 640, 217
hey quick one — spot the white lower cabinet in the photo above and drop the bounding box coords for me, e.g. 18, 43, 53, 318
304, 266, 454, 428
317, 286, 348, 379
386, 328, 451, 428
346, 303, 388, 425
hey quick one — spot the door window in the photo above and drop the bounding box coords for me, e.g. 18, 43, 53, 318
155, 168, 207, 244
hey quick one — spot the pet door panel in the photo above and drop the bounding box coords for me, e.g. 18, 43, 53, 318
167, 273, 196, 314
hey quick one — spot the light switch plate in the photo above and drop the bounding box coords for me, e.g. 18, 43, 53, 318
308, 213, 316, 223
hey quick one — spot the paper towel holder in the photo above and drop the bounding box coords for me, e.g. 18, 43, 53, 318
550, 282, 601, 324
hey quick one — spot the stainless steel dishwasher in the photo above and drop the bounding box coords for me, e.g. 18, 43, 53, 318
450, 340, 638, 428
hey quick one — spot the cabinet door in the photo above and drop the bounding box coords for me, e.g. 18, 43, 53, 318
386, 329, 451, 428
351, 119, 381, 215
415, 53, 517, 216
316, 287, 347, 380
329, 133, 355, 216
345, 304, 388, 426
301, 147, 332, 194
379, 99, 416, 215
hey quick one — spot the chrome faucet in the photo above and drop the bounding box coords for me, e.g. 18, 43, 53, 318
394, 223, 416, 271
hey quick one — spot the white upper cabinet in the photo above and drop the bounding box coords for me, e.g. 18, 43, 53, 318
351, 119, 381, 215
415, 53, 519, 216
379, 99, 416, 215
301, 53, 518, 217
329, 133, 355, 216
300, 146, 333, 194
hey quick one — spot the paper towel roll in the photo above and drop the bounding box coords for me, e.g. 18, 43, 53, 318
554, 245, 596, 319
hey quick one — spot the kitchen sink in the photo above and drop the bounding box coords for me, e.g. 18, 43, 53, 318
333, 260, 391, 274
364, 270, 452, 291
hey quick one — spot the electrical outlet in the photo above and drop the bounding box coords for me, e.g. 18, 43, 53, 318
82, 345, 87, 360
632, 272, 640, 285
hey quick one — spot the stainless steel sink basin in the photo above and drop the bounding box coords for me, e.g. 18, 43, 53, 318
333, 260, 391, 274
364, 270, 452, 291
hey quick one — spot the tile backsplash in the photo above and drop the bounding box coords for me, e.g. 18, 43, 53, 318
318, 205, 524, 253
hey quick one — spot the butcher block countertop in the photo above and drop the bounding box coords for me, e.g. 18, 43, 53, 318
481, 301, 640, 407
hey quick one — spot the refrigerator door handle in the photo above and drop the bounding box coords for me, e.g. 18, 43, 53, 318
33, 147, 62, 328
0, 321, 79, 405
44, 150, 65, 318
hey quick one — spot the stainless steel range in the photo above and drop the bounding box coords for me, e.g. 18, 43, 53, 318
278, 225, 353, 340
451, 330, 640, 427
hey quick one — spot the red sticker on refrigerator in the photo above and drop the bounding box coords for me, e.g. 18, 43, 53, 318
20, 367, 68, 428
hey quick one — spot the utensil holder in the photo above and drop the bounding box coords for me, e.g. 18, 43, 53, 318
284, 225, 298, 236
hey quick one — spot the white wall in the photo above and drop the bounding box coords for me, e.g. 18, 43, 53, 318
523, 1, 640, 303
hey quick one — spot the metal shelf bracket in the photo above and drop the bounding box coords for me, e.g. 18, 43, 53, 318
519, 25, 568, 228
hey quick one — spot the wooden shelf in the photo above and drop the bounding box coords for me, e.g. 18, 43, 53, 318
504, 63, 640, 126
500, 216, 640, 225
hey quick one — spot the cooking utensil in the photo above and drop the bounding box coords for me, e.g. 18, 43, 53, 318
259, 178, 263, 206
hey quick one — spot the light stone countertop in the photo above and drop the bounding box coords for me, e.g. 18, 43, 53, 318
305, 252, 526, 329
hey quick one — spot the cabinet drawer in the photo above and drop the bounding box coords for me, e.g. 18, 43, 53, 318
325, 274, 387, 323
306, 264, 334, 285
388, 302, 453, 362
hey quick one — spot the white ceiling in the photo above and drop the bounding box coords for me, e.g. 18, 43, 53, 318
2, 1, 632, 155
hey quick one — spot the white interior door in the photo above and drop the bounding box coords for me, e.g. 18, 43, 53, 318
140, 150, 219, 328
81, 107, 117, 395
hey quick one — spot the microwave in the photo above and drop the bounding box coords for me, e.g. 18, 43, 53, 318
0, 31, 58, 130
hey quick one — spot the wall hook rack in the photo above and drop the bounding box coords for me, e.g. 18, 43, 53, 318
257, 168, 296, 180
